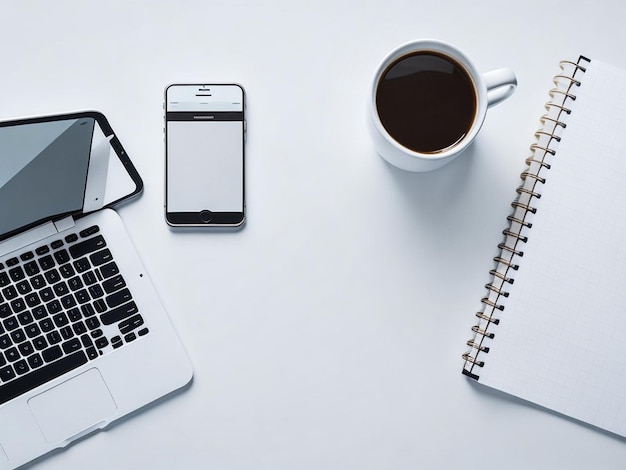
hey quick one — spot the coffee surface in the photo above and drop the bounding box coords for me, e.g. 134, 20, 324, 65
376, 51, 476, 154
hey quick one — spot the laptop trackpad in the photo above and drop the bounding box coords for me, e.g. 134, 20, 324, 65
28, 368, 117, 443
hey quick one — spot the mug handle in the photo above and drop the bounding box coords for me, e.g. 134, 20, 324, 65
483, 68, 517, 108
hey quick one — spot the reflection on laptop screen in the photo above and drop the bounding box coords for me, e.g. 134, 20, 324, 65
0, 118, 94, 239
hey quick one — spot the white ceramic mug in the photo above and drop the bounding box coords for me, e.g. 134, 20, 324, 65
369, 39, 517, 172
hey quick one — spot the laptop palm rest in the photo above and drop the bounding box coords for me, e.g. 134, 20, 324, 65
27, 368, 117, 443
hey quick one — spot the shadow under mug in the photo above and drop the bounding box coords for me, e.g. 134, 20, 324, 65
369, 39, 517, 172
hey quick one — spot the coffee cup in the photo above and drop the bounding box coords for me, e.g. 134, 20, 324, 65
369, 39, 517, 172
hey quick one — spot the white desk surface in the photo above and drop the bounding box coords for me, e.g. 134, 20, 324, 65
4, 1, 626, 469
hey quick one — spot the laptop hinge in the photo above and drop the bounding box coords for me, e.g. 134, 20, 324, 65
0, 216, 75, 258
54, 215, 76, 233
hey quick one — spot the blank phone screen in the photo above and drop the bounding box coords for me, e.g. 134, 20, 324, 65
166, 85, 244, 214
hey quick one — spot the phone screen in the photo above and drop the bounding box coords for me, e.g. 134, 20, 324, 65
165, 84, 245, 226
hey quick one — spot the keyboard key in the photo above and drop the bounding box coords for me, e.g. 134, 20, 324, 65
68, 276, 84, 291
0, 272, 9, 287
3, 318, 19, 331
24, 261, 40, 276
53, 281, 69, 297
81, 304, 96, 317
86, 347, 98, 359
65, 234, 78, 243
79, 226, 100, 238
42, 345, 62, 363
100, 301, 139, 325
10, 298, 26, 313
25, 292, 41, 308
0, 304, 11, 318
10, 329, 25, 344
18, 312, 34, 326
30, 274, 45, 290
39, 255, 55, 271
27, 353, 43, 369
18, 341, 34, 357
0, 335, 11, 349
46, 331, 61, 345
94, 299, 107, 313
90, 249, 113, 266
59, 264, 75, 278
25, 324, 41, 338
35, 245, 50, 256
100, 262, 119, 279
82, 271, 98, 286
32, 306, 48, 321
50, 240, 63, 249
62, 338, 81, 354
73, 321, 87, 336
60, 326, 74, 340
68, 308, 82, 322
69, 235, 106, 259
89, 285, 104, 299
75, 289, 91, 304
85, 317, 100, 330
39, 318, 54, 333
9, 267, 25, 282
16, 280, 31, 295
53, 312, 69, 327
3, 286, 17, 300
0, 350, 87, 405
33, 336, 47, 351
14, 360, 29, 376
103, 275, 126, 294
73, 258, 91, 273
106, 288, 132, 308
119, 314, 144, 335
47, 300, 62, 315
60, 294, 77, 309
5, 258, 18, 267
91, 329, 103, 338
5, 348, 19, 362
44, 269, 61, 285
80, 334, 93, 348
40, 287, 54, 303
54, 249, 70, 265
0, 365, 16, 382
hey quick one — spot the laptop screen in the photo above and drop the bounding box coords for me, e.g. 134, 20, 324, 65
0, 118, 93, 239
0, 113, 142, 242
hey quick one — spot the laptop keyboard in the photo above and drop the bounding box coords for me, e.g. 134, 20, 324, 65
0, 225, 149, 405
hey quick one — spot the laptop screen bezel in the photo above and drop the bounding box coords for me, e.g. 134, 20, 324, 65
0, 111, 143, 243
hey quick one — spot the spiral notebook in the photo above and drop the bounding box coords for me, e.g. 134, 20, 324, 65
462, 55, 626, 438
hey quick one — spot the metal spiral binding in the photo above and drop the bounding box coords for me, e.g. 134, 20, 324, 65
462, 56, 590, 380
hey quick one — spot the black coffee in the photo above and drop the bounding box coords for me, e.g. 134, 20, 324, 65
375, 51, 477, 154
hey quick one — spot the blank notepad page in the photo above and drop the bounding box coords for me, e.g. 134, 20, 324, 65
478, 60, 626, 436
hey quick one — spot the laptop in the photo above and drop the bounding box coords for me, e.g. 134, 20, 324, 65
0, 111, 193, 469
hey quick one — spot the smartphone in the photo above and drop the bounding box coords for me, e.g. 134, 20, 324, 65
165, 83, 245, 227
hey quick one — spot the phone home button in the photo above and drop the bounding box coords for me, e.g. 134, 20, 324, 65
199, 210, 213, 223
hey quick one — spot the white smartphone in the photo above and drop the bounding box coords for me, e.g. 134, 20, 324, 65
165, 83, 245, 227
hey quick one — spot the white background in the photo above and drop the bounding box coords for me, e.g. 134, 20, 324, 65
3, 1, 626, 469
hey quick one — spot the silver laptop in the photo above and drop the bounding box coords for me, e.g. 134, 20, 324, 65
0, 111, 193, 469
